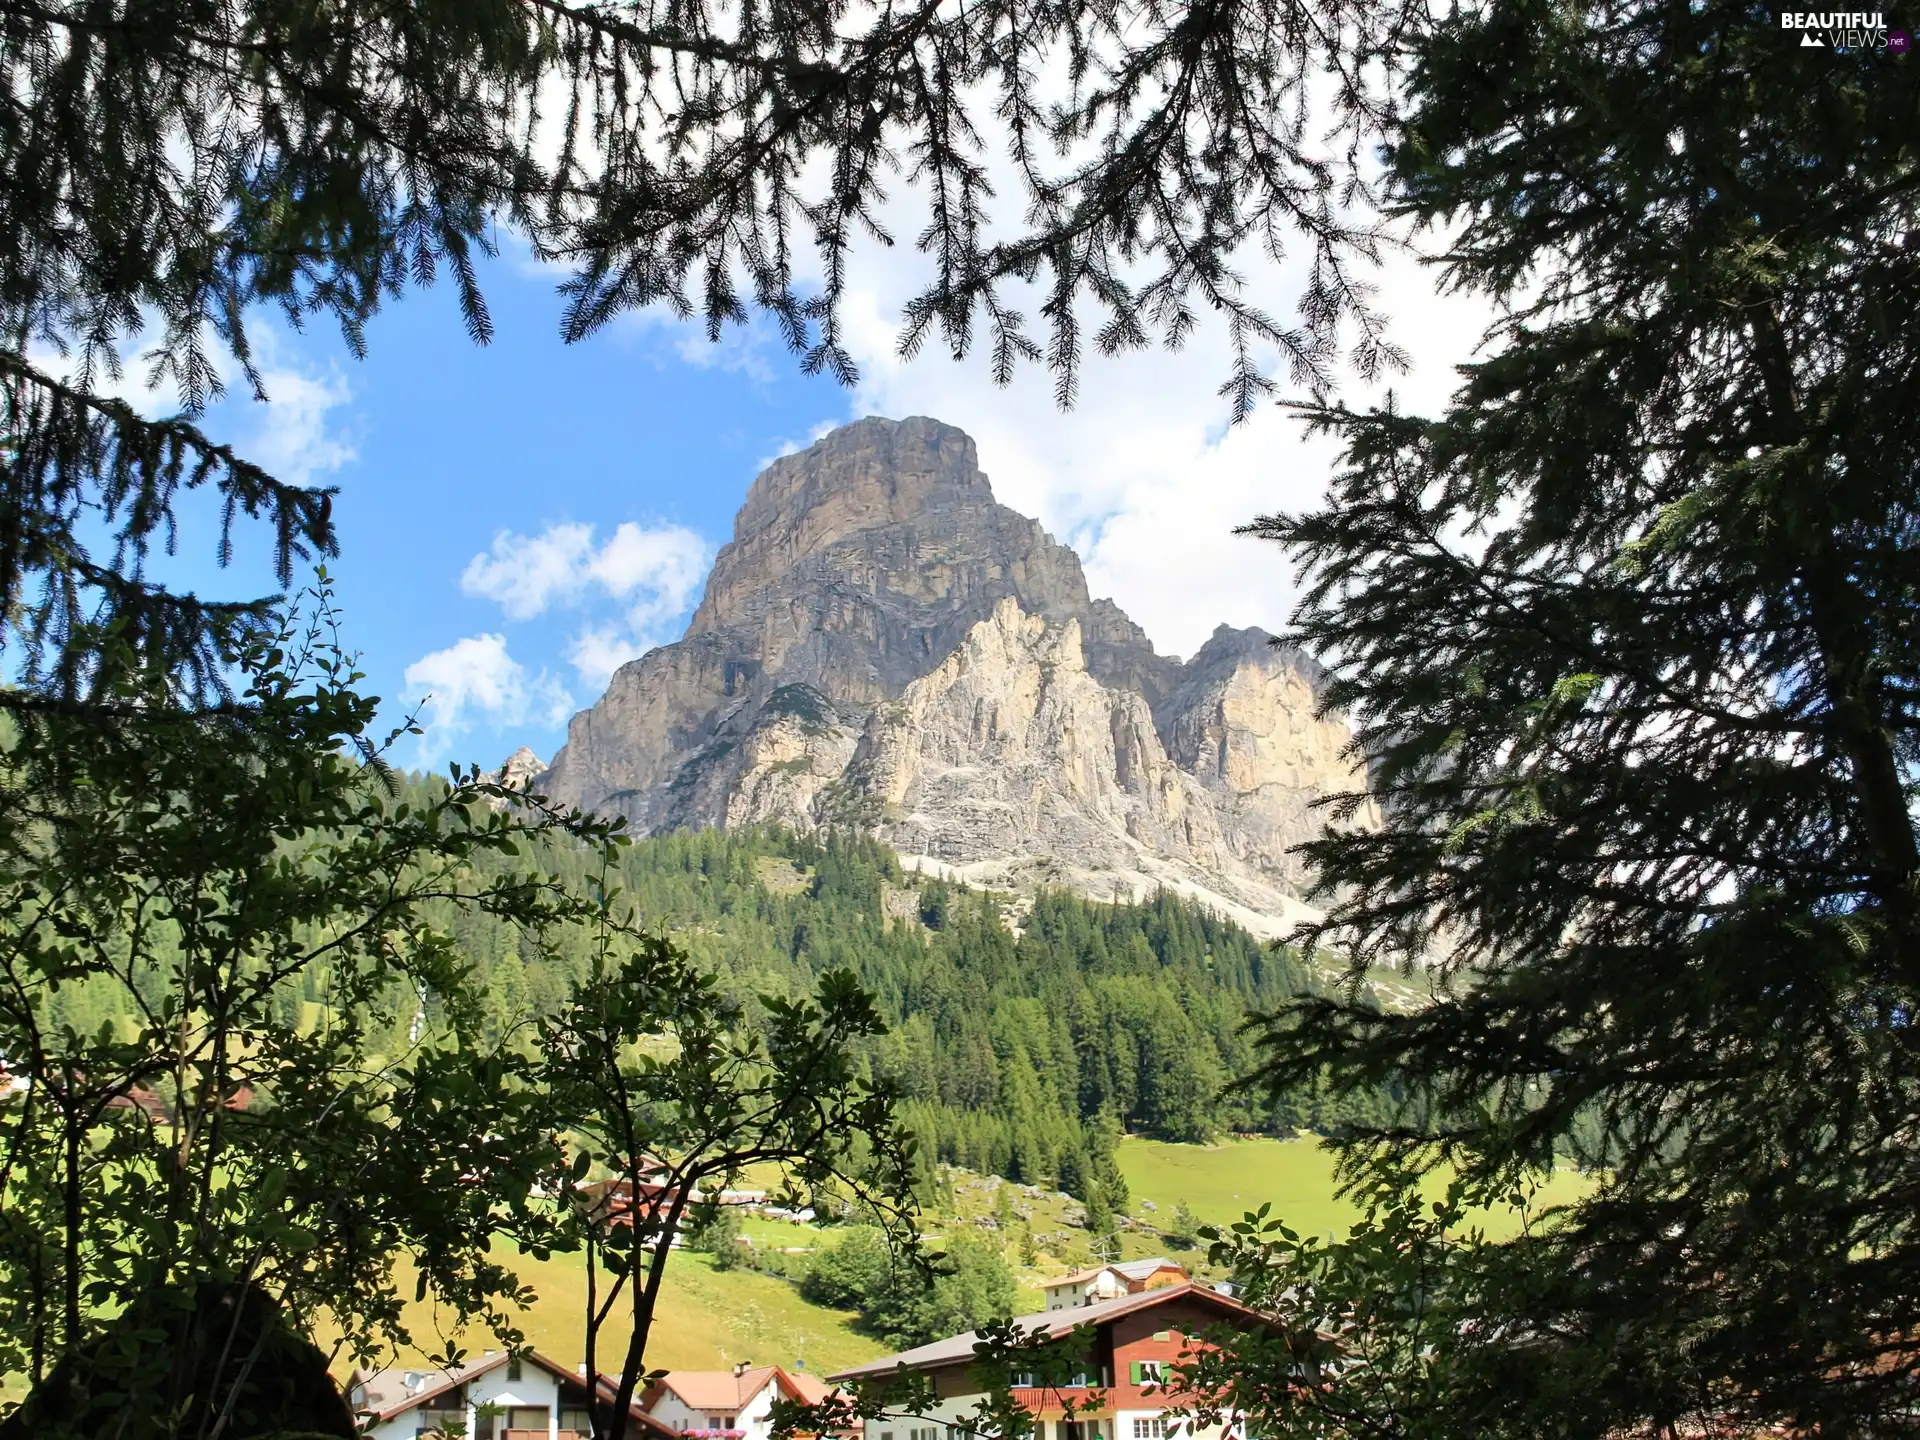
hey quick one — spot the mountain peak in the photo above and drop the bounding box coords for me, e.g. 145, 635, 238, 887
540, 417, 1369, 929
480, 746, 546, 798
729, 415, 992, 542
687, 415, 1026, 640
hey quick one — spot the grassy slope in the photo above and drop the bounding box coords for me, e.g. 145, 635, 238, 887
1115, 1136, 1593, 1243
499, 1246, 882, 1375
328, 1139, 1592, 1381
1117, 1136, 1354, 1239
328, 1242, 887, 1380
327, 1172, 1090, 1382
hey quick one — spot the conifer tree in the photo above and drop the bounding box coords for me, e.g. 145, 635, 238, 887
1, 0, 1409, 711
1240, 3, 1920, 1431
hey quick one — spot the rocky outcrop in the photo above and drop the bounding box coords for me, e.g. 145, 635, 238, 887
489, 746, 546, 791
846, 598, 1329, 933
1154, 627, 1378, 896
538, 416, 1368, 933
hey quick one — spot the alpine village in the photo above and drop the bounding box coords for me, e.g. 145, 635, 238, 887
1, 7, 1910, 1440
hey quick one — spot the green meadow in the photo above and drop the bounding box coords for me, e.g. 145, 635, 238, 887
1115, 1135, 1592, 1243
324, 1242, 888, 1381
299, 1137, 1602, 1389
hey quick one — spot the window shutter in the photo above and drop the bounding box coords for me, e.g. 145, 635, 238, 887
1130, 1363, 1143, 1384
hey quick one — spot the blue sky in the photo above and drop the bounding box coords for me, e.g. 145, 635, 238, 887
138, 235, 1484, 774
143, 254, 854, 770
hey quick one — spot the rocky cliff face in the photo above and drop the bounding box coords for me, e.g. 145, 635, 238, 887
538, 416, 1368, 934
491, 746, 546, 791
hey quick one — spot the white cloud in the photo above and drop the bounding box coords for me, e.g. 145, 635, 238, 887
587, 521, 713, 633
567, 625, 646, 687
402, 632, 574, 765
587, 291, 791, 386
241, 359, 356, 486
462, 520, 710, 619
460, 520, 714, 686
461, 521, 600, 619
27, 327, 356, 490
661, 315, 780, 384
814, 235, 1493, 660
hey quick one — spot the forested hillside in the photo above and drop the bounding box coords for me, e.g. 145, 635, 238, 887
460, 799, 1399, 1195
40, 773, 1394, 1201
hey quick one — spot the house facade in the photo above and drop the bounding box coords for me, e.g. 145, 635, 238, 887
578, 1174, 691, 1233
641, 1363, 834, 1440
829, 1283, 1256, 1440
1041, 1259, 1190, 1312
350, 1348, 672, 1440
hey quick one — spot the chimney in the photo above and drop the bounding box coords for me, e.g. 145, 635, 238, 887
733, 1361, 749, 1377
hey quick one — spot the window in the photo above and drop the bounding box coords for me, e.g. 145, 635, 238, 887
725, 1420, 737, 1430
910, 1426, 941, 1440
1128, 1362, 1167, 1386
1152, 1331, 1172, 1342
1133, 1420, 1167, 1439
1011, 1372, 1035, 1389
506, 1353, 524, 1382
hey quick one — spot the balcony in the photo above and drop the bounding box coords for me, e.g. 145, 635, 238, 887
1009, 1387, 1113, 1420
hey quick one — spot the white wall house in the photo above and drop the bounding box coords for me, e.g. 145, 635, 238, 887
350, 1348, 672, 1440
1042, 1259, 1190, 1312
641, 1363, 833, 1440
832, 1284, 1259, 1440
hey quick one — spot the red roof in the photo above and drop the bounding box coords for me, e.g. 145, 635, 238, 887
103, 1085, 169, 1120
829, 1282, 1260, 1381
579, 1176, 693, 1229
784, 1371, 835, 1406
647, 1364, 827, 1411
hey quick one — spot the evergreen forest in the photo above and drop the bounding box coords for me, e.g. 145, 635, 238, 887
429, 799, 1401, 1199
38, 774, 1390, 1202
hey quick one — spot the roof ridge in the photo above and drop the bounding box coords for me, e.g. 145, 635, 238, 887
828, 1281, 1258, 1382
360, 1346, 677, 1433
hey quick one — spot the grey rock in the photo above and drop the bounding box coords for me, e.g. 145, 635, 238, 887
492, 746, 546, 790
539, 416, 1370, 932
